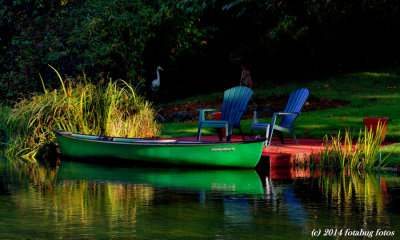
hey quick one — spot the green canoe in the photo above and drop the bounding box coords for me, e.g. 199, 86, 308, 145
54, 130, 266, 168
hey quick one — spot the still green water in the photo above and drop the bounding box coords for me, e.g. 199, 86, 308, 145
0, 156, 399, 239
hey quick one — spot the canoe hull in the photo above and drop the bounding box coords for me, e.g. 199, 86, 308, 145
54, 131, 265, 168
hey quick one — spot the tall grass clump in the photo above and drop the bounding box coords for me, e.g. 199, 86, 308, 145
316, 123, 390, 170
6, 67, 161, 159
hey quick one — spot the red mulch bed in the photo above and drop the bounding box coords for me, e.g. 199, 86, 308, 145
156, 95, 350, 123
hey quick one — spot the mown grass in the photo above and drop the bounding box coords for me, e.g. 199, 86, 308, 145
4, 67, 160, 159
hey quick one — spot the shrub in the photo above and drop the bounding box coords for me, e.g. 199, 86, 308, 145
0, 0, 210, 101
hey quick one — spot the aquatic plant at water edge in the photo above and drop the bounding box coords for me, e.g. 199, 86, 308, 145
315, 124, 391, 170
6, 70, 161, 159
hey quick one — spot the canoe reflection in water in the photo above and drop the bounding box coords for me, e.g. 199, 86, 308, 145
57, 160, 271, 228
57, 160, 267, 195
56, 160, 391, 233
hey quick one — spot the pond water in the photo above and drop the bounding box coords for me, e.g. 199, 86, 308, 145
0, 156, 400, 239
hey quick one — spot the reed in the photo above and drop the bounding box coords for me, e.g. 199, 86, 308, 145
6, 67, 161, 159
315, 123, 390, 170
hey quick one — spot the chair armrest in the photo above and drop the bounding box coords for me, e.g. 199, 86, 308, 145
270, 111, 301, 126
253, 110, 274, 123
275, 111, 301, 115
253, 111, 301, 124
197, 109, 222, 122
253, 110, 274, 114
254, 110, 301, 115
197, 108, 221, 112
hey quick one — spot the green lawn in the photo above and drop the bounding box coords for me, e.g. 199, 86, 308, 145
161, 70, 400, 140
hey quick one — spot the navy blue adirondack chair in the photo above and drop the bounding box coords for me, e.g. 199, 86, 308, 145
250, 88, 309, 145
197, 86, 253, 141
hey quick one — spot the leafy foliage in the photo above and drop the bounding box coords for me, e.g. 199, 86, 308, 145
2, 0, 400, 101
0, 0, 211, 101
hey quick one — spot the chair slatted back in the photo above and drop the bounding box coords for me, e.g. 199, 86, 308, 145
279, 88, 310, 128
221, 86, 253, 128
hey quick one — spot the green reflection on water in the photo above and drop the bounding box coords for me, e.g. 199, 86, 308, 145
317, 170, 387, 215
57, 161, 264, 195
0, 156, 399, 239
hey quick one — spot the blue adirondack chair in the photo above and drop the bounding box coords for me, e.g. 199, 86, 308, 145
197, 86, 253, 141
250, 88, 309, 145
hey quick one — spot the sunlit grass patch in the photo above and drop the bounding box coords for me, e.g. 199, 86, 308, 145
160, 122, 202, 138
344, 72, 400, 83
380, 143, 400, 167
5, 67, 160, 159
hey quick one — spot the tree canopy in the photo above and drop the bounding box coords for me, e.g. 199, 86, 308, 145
1, 0, 400, 102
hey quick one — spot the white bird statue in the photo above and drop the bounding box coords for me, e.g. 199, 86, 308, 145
151, 66, 163, 92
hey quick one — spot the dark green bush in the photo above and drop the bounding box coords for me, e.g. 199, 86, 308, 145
2, 0, 400, 102
0, 0, 210, 101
